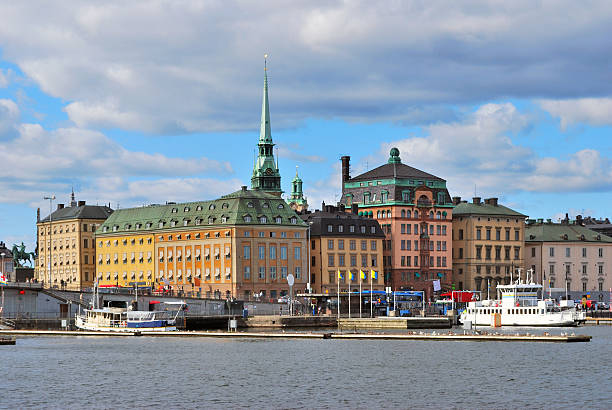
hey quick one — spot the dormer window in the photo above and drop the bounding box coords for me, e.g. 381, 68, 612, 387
263, 203, 270, 208
247, 202, 254, 208
112, 225, 118, 232
196, 205, 202, 211
290, 217, 297, 224
275, 216, 282, 224
244, 215, 252, 223
209, 204, 216, 210
259, 216, 268, 223
184, 206, 190, 212
277, 203, 284, 209
222, 203, 229, 209
208, 216, 215, 224
171, 208, 177, 213
221, 215, 228, 223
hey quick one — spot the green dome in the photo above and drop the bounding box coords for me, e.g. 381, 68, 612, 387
388, 147, 401, 164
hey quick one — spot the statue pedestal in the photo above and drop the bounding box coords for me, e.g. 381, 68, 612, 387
15, 267, 34, 282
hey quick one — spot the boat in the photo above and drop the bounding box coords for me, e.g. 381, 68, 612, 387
75, 283, 185, 332
460, 269, 581, 327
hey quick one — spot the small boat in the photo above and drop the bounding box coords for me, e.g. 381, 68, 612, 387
460, 269, 581, 327
75, 283, 185, 332
0, 336, 16, 345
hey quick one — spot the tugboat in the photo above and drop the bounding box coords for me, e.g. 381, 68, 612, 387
75, 283, 185, 332
460, 269, 580, 327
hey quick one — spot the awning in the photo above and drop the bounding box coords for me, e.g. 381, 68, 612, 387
149, 300, 161, 304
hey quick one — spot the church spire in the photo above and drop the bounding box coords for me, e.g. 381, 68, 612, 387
70, 187, 77, 207
288, 165, 308, 212
251, 55, 282, 196
260, 54, 272, 144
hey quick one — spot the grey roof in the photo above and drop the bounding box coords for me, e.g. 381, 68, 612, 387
349, 162, 444, 183
526, 223, 612, 243
453, 202, 527, 218
300, 210, 385, 237
40, 204, 114, 223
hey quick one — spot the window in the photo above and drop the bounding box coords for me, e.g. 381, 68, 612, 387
350, 240, 356, 250
259, 216, 267, 223
514, 247, 520, 260
259, 267, 265, 279
565, 248, 570, 257
244, 215, 252, 222
258, 246, 265, 259
486, 229, 491, 240
338, 240, 344, 250
515, 230, 519, 241
327, 224, 333, 232
476, 246, 482, 260
328, 254, 335, 266
531, 247, 536, 257
339, 254, 345, 266
328, 240, 334, 250
371, 240, 376, 251
406, 224, 411, 235
281, 246, 287, 260
83, 239, 88, 248
270, 267, 277, 279
349, 225, 355, 233
582, 264, 587, 274
290, 217, 297, 224
361, 254, 367, 267
361, 240, 367, 251
436, 225, 441, 235
360, 226, 366, 234
281, 267, 287, 279
458, 248, 463, 259
549, 247, 555, 257
505, 230, 510, 240
549, 264, 555, 275
295, 267, 301, 279
244, 266, 251, 280
496, 230, 501, 241
350, 255, 357, 266
270, 246, 276, 260
244, 246, 250, 259
582, 248, 587, 258
371, 255, 377, 267
476, 229, 481, 240
583, 282, 587, 292
339, 225, 344, 233
599, 248, 603, 258
294, 247, 301, 260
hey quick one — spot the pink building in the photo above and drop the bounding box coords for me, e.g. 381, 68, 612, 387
340, 148, 453, 299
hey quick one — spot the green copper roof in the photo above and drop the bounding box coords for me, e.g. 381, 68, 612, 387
453, 202, 527, 218
525, 223, 612, 243
388, 147, 401, 164
96, 188, 307, 235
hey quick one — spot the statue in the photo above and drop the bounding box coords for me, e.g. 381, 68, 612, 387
12, 242, 35, 268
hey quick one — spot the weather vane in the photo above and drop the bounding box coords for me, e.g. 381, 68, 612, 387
264, 53, 269, 71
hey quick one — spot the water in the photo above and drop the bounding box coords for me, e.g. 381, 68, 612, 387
2, 327, 612, 409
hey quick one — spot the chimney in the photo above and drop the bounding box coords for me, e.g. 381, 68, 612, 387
57, 203, 64, 210
485, 197, 498, 206
322, 201, 326, 210
338, 204, 345, 212
472, 197, 481, 205
341, 156, 351, 183
78, 200, 85, 206
241, 185, 247, 191
37, 207, 40, 223
351, 203, 358, 214
576, 215, 583, 226
452, 196, 461, 205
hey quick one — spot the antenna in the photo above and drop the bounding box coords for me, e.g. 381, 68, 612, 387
264, 53, 269, 71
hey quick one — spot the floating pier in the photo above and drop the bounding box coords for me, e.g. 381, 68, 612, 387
338, 317, 452, 330
585, 317, 612, 325
0, 329, 591, 343
0, 336, 16, 345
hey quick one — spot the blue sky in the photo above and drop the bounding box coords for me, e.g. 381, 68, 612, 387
1, 1, 612, 254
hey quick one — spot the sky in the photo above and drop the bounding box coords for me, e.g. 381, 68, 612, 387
1, 1, 612, 254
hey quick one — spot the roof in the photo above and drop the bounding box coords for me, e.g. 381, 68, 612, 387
525, 223, 612, 243
453, 202, 527, 218
96, 188, 307, 235
39, 204, 114, 223
300, 210, 385, 237
349, 162, 444, 183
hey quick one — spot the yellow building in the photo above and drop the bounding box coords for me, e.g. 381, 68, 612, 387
36, 193, 113, 289
95, 233, 154, 289
302, 205, 385, 294
452, 197, 527, 294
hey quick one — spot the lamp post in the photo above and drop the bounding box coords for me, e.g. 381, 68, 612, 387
44, 195, 56, 288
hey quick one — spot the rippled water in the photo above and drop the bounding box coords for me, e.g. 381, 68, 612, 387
2, 327, 612, 409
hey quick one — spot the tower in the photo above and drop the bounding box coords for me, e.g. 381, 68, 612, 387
251, 56, 282, 196
288, 166, 308, 212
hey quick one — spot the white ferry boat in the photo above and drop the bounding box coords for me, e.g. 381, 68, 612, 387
75, 285, 185, 332
460, 270, 579, 327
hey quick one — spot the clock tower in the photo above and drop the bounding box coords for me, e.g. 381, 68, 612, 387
251, 57, 282, 196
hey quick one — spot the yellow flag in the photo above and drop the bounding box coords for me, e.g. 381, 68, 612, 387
360, 269, 366, 280
337, 269, 343, 280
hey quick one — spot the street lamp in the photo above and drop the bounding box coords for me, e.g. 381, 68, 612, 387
1, 252, 5, 282
44, 195, 56, 288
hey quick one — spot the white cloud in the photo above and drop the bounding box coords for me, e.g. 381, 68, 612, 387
277, 144, 326, 164
383, 102, 612, 198
0, 98, 19, 139
1, 1, 611, 133
0, 69, 9, 87
539, 98, 612, 129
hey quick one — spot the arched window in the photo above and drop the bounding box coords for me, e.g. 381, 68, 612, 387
436, 211, 441, 219
386, 210, 391, 218
414, 210, 419, 218
401, 210, 406, 218
377, 210, 381, 218
407, 210, 412, 218
429, 211, 434, 219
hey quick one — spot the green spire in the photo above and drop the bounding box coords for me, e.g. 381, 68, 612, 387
289, 166, 307, 209
260, 56, 272, 144
251, 55, 282, 195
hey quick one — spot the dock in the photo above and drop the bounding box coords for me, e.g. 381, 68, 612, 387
0, 336, 16, 345
0, 329, 591, 343
585, 317, 612, 325
338, 317, 452, 330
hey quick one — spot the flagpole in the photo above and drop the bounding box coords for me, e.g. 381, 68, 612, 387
348, 273, 351, 319
359, 271, 362, 318
370, 271, 373, 318
337, 270, 340, 322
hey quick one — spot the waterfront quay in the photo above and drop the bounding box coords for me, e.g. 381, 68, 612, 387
0, 328, 592, 343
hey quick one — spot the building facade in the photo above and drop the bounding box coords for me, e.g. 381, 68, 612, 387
452, 197, 526, 296
340, 148, 453, 297
96, 188, 308, 300
525, 219, 612, 302
0, 241, 14, 282
301, 205, 385, 294
35, 193, 113, 289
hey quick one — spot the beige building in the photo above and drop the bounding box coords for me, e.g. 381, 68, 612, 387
452, 197, 527, 295
36, 194, 113, 289
525, 219, 612, 303
302, 205, 385, 295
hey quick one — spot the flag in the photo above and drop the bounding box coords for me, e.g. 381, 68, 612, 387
371, 270, 378, 280
350, 271, 355, 281
0, 273, 6, 285
360, 270, 366, 280
337, 270, 343, 280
